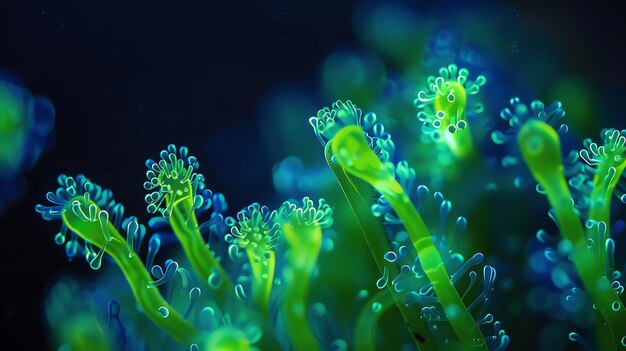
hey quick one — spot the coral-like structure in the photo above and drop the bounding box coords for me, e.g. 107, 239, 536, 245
311, 100, 509, 350
37, 145, 335, 350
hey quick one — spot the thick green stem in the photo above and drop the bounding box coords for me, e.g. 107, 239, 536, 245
587, 162, 626, 274
332, 126, 487, 350
325, 142, 437, 350
281, 223, 321, 351
435, 81, 475, 160
585, 150, 626, 351
247, 250, 274, 315
354, 289, 394, 351
62, 200, 197, 344
168, 189, 234, 305
518, 120, 626, 348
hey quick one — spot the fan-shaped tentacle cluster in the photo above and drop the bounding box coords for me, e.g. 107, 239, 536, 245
415, 63, 486, 141
309, 99, 395, 165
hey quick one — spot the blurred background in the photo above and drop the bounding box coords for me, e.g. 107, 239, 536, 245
1, 0, 625, 350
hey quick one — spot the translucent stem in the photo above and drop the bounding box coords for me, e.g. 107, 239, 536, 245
354, 289, 394, 351
325, 142, 437, 350
332, 126, 487, 350
247, 249, 274, 315
518, 120, 626, 348
281, 223, 321, 351
168, 188, 234, 305
62, 200, 197, 344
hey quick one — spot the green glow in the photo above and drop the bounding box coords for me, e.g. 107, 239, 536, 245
415, 64, 486, 160
61, 195, 197, 344
324, 141, 436, 350
157, 159, 235, 305
0, 83, 26, 172
278, 200, 327, 351
332, 125, 487, 349
518, 120, 626, 349
205, 327, 252, 351
229, 206, 279, 314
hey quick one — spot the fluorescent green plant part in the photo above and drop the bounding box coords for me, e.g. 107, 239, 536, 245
61, 194, 197, 344
354, 289, 394, 351
518, 119, 626, 348
226, 203, 281, 314
332, 125, 487, 350
580, 129, 626, 267
145, 146, 234, 304
205, 327, 256, 351
415, 64, 486, 159
277, 197, 331, 351
324, 141, 436, 350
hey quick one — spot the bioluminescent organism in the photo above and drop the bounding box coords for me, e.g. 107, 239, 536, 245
415, 64, 486, 159
144, 145, 234, 304
518, 120, 626, 349
310, 100, 433, 348
277, 197, 333, 350
0, 72, 55, 215
310, 100, 508, 350
36, 144, 336, 350
226, 203, 281, 313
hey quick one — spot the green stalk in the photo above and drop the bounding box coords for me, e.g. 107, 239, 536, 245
168, 183, 235, 305
325, 142, 437, 350
281, 222, 322, 351
587, 160, 626, 274
354, 288, 394, 351
331, 126, 487, 350
62, 198, 197, 344
518, 120, 626, 348
247, 249, 274, 314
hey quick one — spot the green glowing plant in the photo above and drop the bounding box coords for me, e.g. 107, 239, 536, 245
225, 203, 280, 314
277, 197, 333, 350
518, 120, 626, 349
415, 64, 486, 159
39, 175, 196, 344
144, 146, 235, 304
310, 100, 508, 351
333, 125, 487, 349
37, 145, 336, 350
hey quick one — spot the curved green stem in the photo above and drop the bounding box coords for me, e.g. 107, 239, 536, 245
62, 199, 197, 344
332, 126, 487, 350
587, 161, 626, 277
518, 120, 626, 348
354, 289, 394, 351
168, 188, 235, 305
325, 142, 437, 350
587, 152, 626, 351
445, 126, 475, 160
281, 223, 321, 351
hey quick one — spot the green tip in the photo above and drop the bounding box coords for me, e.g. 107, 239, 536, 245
518, 119, 564, 187
205, 327, 252, 351
331, 125, 394, 188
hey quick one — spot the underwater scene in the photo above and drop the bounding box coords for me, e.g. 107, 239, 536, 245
1, 1, 625, 350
